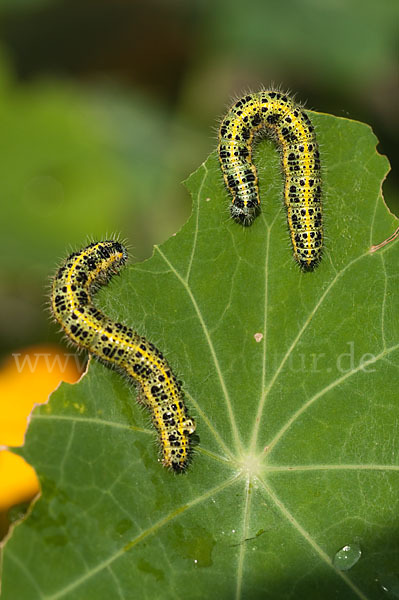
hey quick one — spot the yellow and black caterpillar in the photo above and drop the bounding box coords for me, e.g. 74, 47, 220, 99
218, 90, 323, 270
51, 240, 195, 472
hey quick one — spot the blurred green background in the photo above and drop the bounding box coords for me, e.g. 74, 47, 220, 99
0, 0, 397, 360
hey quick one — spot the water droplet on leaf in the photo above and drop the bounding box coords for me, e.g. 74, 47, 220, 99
376, 574, 399, 598
333, 543, 361, 571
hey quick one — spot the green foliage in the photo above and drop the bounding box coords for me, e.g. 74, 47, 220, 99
0, 68, 141, 274
0, 50, 187, 277
1, 113, 398, 599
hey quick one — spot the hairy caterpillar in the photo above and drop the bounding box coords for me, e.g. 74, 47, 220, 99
218, 90, 323, 270
50, 241, 195, 472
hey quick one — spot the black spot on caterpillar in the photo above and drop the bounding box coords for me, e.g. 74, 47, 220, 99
50, 240, 195, 472
218, 90, 323, 271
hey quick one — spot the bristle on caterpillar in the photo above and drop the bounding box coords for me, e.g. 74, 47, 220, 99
50, 240, 195, 472
218, 90, 323, 271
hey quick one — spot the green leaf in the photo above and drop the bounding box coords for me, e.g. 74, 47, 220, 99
1, 113, 398, 599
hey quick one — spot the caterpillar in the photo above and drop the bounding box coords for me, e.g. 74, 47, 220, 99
50, 240, 195, 472
218, 90, 323, 271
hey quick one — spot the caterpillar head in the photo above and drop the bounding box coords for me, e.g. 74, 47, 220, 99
230, 199, 260, 226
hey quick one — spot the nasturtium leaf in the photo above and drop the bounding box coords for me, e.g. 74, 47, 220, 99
1, 113, 398, 599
